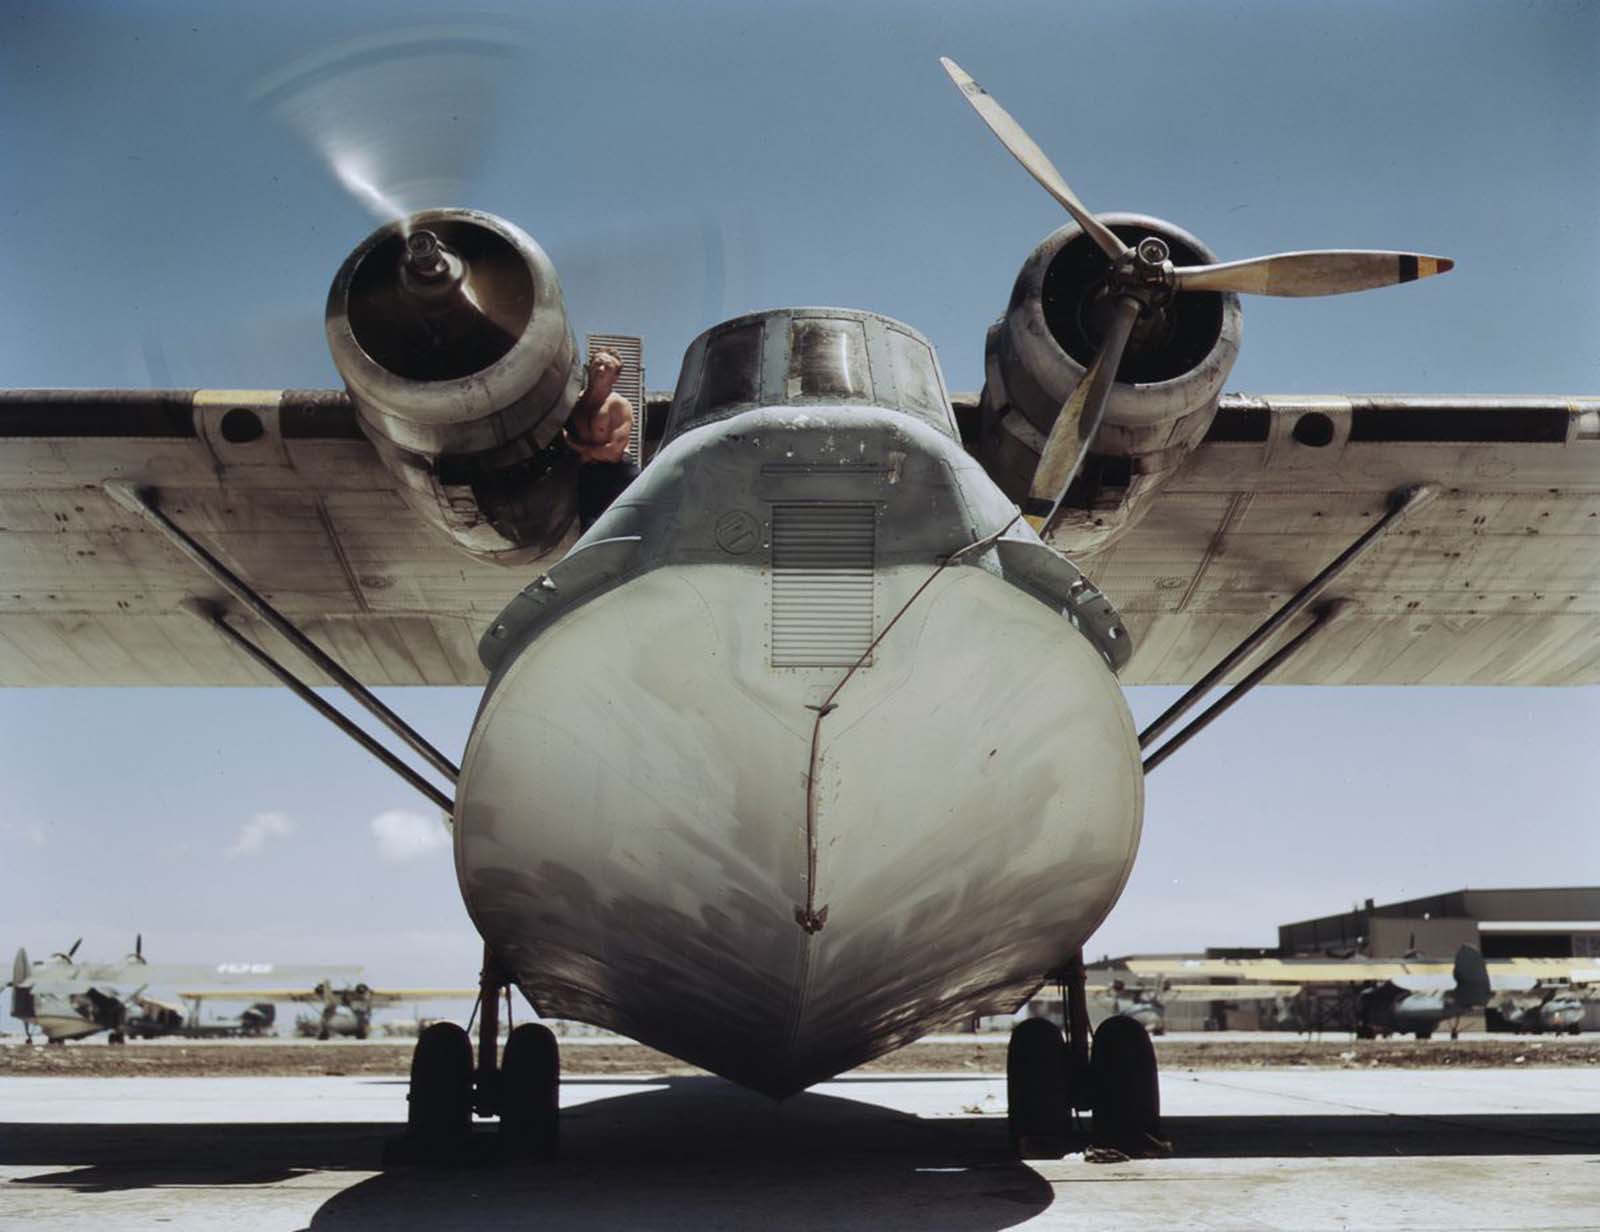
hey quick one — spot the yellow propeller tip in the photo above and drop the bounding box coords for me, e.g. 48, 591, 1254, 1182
1408, 255, 1454, 280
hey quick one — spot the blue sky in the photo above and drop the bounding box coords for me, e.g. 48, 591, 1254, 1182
2, 1, 1597, 1024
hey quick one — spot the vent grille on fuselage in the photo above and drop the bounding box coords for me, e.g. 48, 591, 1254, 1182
770, 504, 876, 668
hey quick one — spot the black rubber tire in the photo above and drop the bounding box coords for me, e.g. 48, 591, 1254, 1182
1089, 1014, 1160, 1153
1414, 1030, 1432, 1041
1006, 1017, 1071, 1159
407, 1021, 474, 1144
500, 1023, 560, 1159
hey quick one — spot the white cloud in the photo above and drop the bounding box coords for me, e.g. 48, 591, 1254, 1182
227, 811, 295, 859
371, 810, 451, 863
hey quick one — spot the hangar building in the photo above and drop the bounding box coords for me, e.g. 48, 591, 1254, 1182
1279, 887, 1600, 960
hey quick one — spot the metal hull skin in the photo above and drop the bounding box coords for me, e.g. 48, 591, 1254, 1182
455, 562, 1142, 1097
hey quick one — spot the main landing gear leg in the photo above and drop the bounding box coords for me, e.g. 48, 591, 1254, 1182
388, 944, 560, 1165
1006, 949, 1169, 1162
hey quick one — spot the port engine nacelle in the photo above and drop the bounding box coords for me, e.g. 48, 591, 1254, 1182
979, 214, 1242, 556
326, 208, 584, 562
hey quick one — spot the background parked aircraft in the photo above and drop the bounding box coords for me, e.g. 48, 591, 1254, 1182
5, 937, 360, 1043
1128, 949, 1599, 1039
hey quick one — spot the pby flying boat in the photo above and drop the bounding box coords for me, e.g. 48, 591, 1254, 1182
5, 936, 359, 1044
3, 58, 1597, 1159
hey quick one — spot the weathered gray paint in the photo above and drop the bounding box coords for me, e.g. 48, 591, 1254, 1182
455, 309, 1141, 1093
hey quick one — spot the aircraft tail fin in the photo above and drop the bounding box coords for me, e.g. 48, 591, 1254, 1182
1452, 944, 1491, 1009
8, 948, 30, 1018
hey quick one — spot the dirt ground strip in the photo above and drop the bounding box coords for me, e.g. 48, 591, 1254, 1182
1, 1036, 1595, 1078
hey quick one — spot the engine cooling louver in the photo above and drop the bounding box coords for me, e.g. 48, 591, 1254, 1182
770, 504, 876, 667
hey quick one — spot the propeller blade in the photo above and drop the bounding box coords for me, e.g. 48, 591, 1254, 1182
1023, 293, 1143, 534
1173, 250, 1453, 297
254, 23, 532, 226
939, 57, 1127, 262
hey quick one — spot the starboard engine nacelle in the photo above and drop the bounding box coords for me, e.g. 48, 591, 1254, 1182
326, 208, 584, 562
979, 214, 1242, 555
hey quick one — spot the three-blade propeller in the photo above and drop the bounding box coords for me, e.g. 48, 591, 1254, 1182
939, 56, 1454, 534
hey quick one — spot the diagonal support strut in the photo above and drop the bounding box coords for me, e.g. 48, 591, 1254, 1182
1142, 600, 1349, 775
1138, 482, 1437, 754
106, 481, 460, 784
183, 600, 454, 813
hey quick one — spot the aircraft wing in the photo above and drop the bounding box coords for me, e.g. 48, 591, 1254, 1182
132, 992, 188, 1015
1075, 395, 1600, 685
1160, 983, 1301, 1002
362, 987, 480, 1005
25, 962, 364, 990
1128, 955, 1593, 989
175, 986, 477, 1003
5, 389, 1597, 686
1125, 957, 1450, 983
178, 988, 336, 1003
1481, 957, 1600, 985
0, 390, 573, 686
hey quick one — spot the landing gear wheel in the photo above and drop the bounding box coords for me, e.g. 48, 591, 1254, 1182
107, 1030, 125, 1045
500, 1023, 560, 1159
406, 1021, 474, 1152
1089, 1015, 1163, 1157
1006, 1017, 1070, 1159
1414, 1030, 1433, 1041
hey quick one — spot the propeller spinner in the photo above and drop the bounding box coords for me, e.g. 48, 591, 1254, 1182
939, 57, 1454, 534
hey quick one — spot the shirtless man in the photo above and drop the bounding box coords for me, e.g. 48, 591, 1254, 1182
566, 350, 639, 529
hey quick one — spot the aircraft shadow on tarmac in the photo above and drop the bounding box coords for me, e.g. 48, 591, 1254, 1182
5, 1077, 1598, 1231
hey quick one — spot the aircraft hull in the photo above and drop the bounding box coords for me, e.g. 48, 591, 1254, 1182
31, 1014, 106, 1043
455, 562, 1143, 1097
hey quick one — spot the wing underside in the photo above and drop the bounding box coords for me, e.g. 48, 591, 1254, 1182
1084, 395, 1600, 686
1, 389, 1595, 686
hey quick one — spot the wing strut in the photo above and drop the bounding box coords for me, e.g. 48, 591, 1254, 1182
186, 600, 453, 813
1141, 601, 1348, 775
104, 482, 460, 786
1138, 482, 1438, 769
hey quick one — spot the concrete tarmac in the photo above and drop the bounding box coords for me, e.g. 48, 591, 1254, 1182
2, 1068, 1596, 1230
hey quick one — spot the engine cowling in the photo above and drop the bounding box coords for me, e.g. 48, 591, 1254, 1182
326, 208, 583, 562
979, 213, 1242, 555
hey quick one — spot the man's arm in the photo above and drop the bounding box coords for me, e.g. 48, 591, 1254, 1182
578, 394, 634, 464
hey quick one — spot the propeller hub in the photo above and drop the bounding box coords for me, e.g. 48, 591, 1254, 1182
1136, 236, 1170, 267
404, 229, 450, 281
